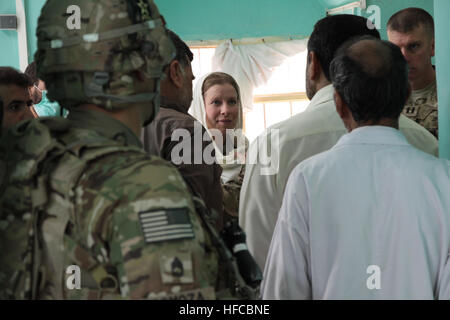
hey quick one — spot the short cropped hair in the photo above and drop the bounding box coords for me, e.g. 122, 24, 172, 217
330, 36, 409, 123
387, 7, 434, 37
307, 14, 380, 81
167, 30, 193, 67
24, 61, 39, 86
0, 67, 32, 89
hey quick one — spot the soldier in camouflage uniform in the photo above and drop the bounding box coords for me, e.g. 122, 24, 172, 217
402, 80, 438, 139
387, 8, 439, 139
0, 0, 254, 300
222, 165, 246, 225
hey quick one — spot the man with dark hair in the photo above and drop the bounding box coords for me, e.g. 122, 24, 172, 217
142, 30, 224, 226
240, 14, 439, 272
0, 66, 35, 129
387, 8, 438, 138
24, 61, 66, 117
262, 36, 450, 300
0, 99, 3, 137
24, 61, 40, 103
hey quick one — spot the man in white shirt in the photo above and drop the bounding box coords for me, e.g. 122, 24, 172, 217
261, 36, 450, 299
239, 15, 439, 271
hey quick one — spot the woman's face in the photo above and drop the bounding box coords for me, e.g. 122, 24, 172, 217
203, 83, 239, 137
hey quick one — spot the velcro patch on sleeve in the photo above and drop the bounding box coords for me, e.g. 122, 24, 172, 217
138, 208, 195, 244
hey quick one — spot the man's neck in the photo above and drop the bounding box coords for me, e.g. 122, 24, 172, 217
411, 65, 435, 91
315, 79, 332, 96
349, 118, 399, 132
160, 96, 188, 114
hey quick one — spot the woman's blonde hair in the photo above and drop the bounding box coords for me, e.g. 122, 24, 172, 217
201, 72, 241, 105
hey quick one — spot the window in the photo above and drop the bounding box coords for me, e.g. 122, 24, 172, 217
189, 46, 309, 143
190, 46, 216, 89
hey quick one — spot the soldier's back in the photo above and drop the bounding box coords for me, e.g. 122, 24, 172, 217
0, 116, 229, 299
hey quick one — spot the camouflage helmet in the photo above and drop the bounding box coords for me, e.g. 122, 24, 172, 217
35, 0, 175, 123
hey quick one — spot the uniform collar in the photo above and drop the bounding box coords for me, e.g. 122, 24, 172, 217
411, 79, 436, 95
334, 125, 409, 149
305, 84, 335, 111
67, 108, 142, 148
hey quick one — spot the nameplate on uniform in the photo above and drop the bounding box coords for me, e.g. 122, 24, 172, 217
138, 208, 194, 243
151, 287, 216, 300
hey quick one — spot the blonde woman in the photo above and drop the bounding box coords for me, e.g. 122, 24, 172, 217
190, 72, 248, 221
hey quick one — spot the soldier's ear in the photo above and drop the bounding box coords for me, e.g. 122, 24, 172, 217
334, 90, 353, 132
168, 60, 184, 89
334, 90, 346, 120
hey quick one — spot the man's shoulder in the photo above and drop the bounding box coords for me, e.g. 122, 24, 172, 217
405, 80, 438, 108
399, 115, 432, 132
77, 150, 192, 212
155, 107, 198, 130
264, 100, 345, 145
2, 117, 135, 170
82, 149, 179, 185
293, 147, 334, 173
398, 114, 438, 149
47, 122, 182, 197
248, 99, 345, 171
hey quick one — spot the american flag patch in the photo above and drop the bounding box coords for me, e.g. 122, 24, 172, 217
139, 208, 195, 244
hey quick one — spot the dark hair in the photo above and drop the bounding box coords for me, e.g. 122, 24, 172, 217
330, 36, 409, 123
307, 14, 380, 81
167, 30, 193, 67
387, 7, 434, 37
0, 67, 32, 89
0, 99, 3, 130
202, 72, 241, 105
24, 61, 39, 86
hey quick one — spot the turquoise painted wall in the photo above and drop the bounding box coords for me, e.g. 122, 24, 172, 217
434, 0, 450, 160
155, 0, 323, 41
24, 0, 46, 64
0, 0, 45, 70
319, 0, 356, 8
0, 0, 20, 70
155, 0, 434, 42
0, 0, 438, 69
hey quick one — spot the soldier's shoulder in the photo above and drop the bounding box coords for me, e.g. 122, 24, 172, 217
79, 148, 191, 204
73, 145, 195, 248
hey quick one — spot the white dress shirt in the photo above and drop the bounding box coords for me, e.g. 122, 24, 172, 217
239, 84, 439, 271
261, 126, 450, 299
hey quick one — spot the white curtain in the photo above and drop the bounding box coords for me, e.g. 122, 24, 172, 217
211, 38, 309, 112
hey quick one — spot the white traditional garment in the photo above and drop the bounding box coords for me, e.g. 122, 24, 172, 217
261, 126, 450, 299
239, 84, 440, 271
189, 73, 248, 184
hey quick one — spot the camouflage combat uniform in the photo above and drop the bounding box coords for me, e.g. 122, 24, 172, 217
0, 0, 254, 300
402, 80, 438, 139
222, 166, 245, 225
1, 109, 225, 299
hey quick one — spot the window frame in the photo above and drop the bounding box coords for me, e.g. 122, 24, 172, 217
188, 44, 309, 135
